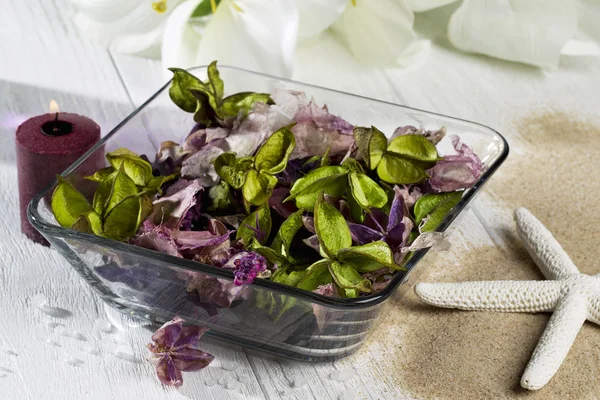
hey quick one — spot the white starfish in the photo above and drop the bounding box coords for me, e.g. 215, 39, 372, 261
414, 207, 600, 390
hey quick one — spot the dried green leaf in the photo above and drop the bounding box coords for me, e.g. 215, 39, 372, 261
314, 194, 352, 258
207, 60, 224, 102
296, 259, 333, 291
348, 171, 388, 209
236, 205, 272, 245
416, 191, 463, 232
84, 167, 115, 182
337, 241, 394, 272
376, 153, 429, 185
106, 148, 153, 186
328, 261, 371, 293
254, 127, 296, 175
102, 195, 142, 240
242, 169, 278, 206
219, 92, 274, 119
208, 181, 240, 213
320, 145, 332, 167
270, 209, 304, 257
249, 240, 289, 267
353, 126, 388, 169
51, 176, 92, 228
213, 152, 252, 189
95, 167, 139, 218
387, 134, 438, 162
168, 67, 204, 113
287, 166, 348, 210
341, 157, 364, 173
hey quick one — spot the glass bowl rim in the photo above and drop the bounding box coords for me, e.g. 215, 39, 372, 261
28, 64, 509, 310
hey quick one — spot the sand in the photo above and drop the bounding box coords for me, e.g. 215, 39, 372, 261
363, 111, 600, 399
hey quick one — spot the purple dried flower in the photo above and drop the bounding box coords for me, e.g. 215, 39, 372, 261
147, 317, 213, 387
225, 251, 267, 286
313, 283, 338, 297
348, 186, 414, 262
428, 135, 484, 192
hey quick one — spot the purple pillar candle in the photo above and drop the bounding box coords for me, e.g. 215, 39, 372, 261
16, 103, 102, 245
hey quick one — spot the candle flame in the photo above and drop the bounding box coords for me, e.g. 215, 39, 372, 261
49, 100, 60, 114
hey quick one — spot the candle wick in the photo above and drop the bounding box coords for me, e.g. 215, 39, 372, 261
53, 112, 59, 132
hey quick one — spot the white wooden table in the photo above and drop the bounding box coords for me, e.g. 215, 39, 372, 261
2, 1, 600, 399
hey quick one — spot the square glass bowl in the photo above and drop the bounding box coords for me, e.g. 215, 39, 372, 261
29, 65, 508, 361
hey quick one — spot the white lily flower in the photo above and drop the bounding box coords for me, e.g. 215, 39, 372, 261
406, 0, 458, 13
161, 0, 298, 78
296, 0, 347, 38
331, 0, 429, 67
161, 0, 203, 71
447, 0, 579, 69
72, 0, 185, 57
578, 0, 600, 42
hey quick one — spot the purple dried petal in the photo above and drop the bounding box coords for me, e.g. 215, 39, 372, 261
387, 186, 406, 231
428, 135, 484, 192
294, 100, 353, 135
302, 216, 315, 234
155, 356, 183, 386
391, 126, 446, 145
151, 317, 184, 348
132, 229, 182, 258
269, 187, 298, 218
172, 230, 231, 251
185, 272, 250, 308
171, 348, 214, 372
184, 130, 207, 153
348, 223, 383, 245
303, 235, 320, 252
385, 223, 406, 249
180, 145, 224, 185
209, 219, 229, 236
392, 125, 420, 138
225, 102, 292, 157
271, 89, 309, 118
395, 185, 422, 209
152, 181, 204, 229
172, 325, 209, 348
313, 283, 338, 297
290, 122, 355, 160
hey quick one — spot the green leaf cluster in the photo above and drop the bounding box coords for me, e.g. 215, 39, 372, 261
295, 194, 403, 298
414, 191, 463, 232
354, 126, 440, 185
168, 61, 274, 125
285, 156, 387, 218
214, 126, 296, 209
51, 149, 174, 241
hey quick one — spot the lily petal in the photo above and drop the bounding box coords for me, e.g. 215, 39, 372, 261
296, 0, 347, 38
70, 0, 141, 23
447, 0, 578, 69
161, 0, 203, 75
579, 0, 600, 43
331, 0, 420, 66
172, 348, 214, 371
406, 0, 458, 13
195, 0, 299, 77
73, 0, 185, 56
